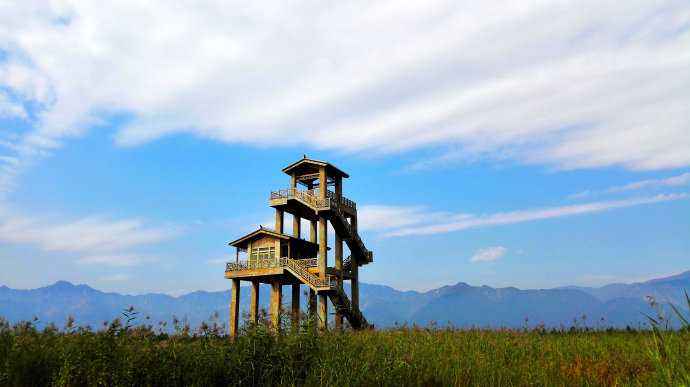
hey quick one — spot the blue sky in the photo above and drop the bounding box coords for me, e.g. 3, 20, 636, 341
0, 1, 689, 294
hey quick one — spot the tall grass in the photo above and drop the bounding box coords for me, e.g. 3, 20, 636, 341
0, 307, 688, 386
645, 291, 690, 386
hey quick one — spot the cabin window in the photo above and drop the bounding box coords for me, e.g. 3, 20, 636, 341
251, 246, 275, 260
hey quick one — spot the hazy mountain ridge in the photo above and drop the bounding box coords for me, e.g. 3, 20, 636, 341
1, 272, 688, 330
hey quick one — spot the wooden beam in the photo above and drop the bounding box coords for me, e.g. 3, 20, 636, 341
297, 173, 320, 182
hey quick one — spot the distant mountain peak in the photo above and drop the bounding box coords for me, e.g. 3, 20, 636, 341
46, 280, 95, 292
50, 280, 75, 288
645, 270, 690, 284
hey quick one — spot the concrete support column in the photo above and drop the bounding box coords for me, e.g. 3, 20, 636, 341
275, 209, 284, 234
308, 289, 317, 319
318, 217, 328, 278
250, 280, 259, 324
318, 216, 328, 331
335, 176, 342, 199
318, 294, 328, 331
293, 215, 301, 239
291, 284, 300, 330
310, 220, 317, 243
270, 281, 282, 332
350, 215, 359, 311
351, 259, 359, 312
334, 234, 343, 330
229, 278, 240, 339
318, 166, 327, 199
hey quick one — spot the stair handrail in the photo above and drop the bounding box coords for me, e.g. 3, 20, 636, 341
281, 258, 336, 289
329, 202, 373, 262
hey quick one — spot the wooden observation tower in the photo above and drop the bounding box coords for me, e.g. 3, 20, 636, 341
225, 156, 373, 337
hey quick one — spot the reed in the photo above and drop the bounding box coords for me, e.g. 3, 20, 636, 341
0, 306, 688, 386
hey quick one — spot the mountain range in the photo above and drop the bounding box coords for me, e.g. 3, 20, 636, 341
1, 271, 689, 330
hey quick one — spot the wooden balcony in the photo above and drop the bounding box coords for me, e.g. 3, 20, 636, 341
225, 256, 343, 291
269, 187, 357, 217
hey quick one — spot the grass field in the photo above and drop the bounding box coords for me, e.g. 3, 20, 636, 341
1, 308, 689, 387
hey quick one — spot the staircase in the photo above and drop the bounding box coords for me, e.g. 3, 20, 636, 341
326, 199, 373, 265
280, 258, 332, 291
269, 187, 371, 329
280, 258, 369, 329
328, 287, 369, 329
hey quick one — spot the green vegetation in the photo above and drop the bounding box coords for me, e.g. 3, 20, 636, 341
1, 303, 688, 386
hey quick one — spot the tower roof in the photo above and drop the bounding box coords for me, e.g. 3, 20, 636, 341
282, 156, 349, 179
228, 227, 324, 251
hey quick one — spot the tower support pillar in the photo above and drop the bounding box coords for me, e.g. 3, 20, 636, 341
275, 209, 284, 233
229, 278, 240, 339
291, 284, 300, 330
334, 234, 343, 330
308, 289, 317, 327
318, 293, 328, 331
293, 215, 301, 239
250, 280, 259, 324
270, 281, 282, 332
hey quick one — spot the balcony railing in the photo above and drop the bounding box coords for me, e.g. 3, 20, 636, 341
269, 187, 356, 212
226, 256, 336, 290
225, 257, 318, 272
270, 188, 319, 208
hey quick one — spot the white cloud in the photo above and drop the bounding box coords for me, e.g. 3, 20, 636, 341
470, 246, 507, 263
570, 172, 690, 199
378, 193, 687, 237
0, 211, 179, 258
0, 0, 687, 193
99, 273, 130, 282
357, 205, 451, 232
77, 254, 156, 267
206, 257, 228, 265
0, 93, 26, 119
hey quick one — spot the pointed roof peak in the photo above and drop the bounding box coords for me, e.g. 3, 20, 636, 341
282, 157, 349, 179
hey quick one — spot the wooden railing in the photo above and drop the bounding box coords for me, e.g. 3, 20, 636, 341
329, 200, 373, 263
280, 258, 336, 290
226, 257, 318, 272
300, 258, 318, 267
226, 257, 335, 290
269, 187, 356, 212
226, 257, 282, 272
270, 188, 319, 207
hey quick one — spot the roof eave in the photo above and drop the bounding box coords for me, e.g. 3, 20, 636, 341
282, 158, 349, 178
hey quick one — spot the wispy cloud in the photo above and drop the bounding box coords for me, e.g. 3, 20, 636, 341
99, 273, 130, 282
570, 172, 690, 199
77, 254, 157, 267
206, 257, 228, 265
375, 193, 687, 237
357, 205, 452, 232
0, 93, 26, 119
0, 211, 179, 265
470, 246, 507, 263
